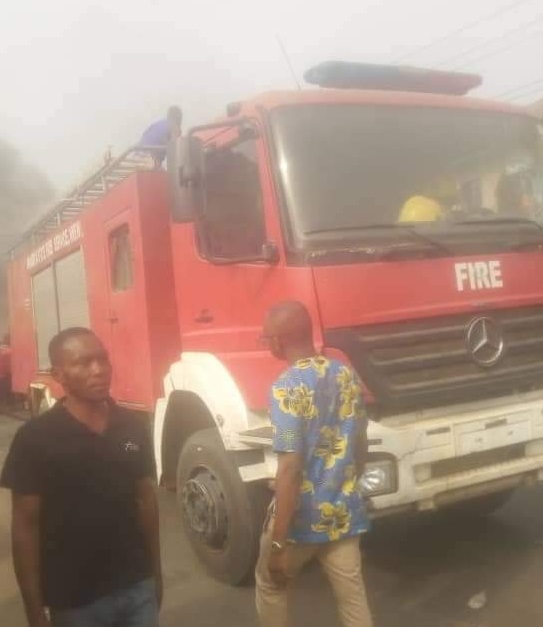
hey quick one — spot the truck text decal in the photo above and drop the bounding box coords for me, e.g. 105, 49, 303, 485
26, 221, 83, 270
455, 260, 503, 292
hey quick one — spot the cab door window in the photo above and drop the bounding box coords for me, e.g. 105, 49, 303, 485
109, 225, 134, 291
198, 137, 266, 259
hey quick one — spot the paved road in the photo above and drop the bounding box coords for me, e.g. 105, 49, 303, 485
0, 412, 543, 626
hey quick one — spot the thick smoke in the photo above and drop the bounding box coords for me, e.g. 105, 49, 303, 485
0, 139, 53, 334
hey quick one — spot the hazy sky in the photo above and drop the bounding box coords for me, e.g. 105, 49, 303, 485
2, 0, 543, 194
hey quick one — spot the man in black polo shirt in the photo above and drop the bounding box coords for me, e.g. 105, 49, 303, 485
1, 327, 162, 626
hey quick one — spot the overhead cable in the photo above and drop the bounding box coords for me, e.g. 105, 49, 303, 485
392, 0, 532, 62
434, 14, 543, 69
494, 77, 543, 99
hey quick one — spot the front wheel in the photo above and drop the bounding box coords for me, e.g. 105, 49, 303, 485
177, 428, 270, 585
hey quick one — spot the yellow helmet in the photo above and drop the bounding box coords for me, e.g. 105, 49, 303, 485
398, 195, 443, 223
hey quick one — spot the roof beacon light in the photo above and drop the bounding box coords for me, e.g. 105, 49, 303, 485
304, 61, 482, 96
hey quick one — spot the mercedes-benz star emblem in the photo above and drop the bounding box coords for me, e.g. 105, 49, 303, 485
466, 316, 505, 367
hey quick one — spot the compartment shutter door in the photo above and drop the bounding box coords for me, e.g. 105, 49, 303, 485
32, 266, 58, 370
55, 248, 90, 330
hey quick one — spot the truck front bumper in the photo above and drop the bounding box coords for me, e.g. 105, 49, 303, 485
368, 391, 543, 515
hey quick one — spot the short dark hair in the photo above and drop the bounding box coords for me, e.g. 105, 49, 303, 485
267, 300, 314, 344
48, 327, 95, 367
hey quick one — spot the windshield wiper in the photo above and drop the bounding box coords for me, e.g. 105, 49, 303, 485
508, 238, 543, 251
306, 241, 448, 262
306, 223, 452, 255
451, 217, 543, 252
454, 217, 543, 230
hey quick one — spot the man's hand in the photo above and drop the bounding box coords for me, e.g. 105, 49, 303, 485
136, 478, 162, 612
155, 571, 164, 610
354, 425, 369, 479
268, 549, 289, 587
11, 494, 47, 627
271, 453, 303, 550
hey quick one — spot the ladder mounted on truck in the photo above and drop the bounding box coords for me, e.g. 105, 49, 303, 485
9, 146, 161, 258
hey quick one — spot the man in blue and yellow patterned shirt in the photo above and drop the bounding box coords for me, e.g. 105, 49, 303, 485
255, 301, 374, 627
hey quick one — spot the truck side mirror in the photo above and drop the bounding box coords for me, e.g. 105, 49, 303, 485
167, 135, 205, 223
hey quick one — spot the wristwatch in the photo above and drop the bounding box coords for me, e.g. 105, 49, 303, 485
271, 540, 286, 552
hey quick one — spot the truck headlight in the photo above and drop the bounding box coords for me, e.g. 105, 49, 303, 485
359, 458, 397, 496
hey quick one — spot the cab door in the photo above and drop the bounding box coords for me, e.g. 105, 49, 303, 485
104, 211, 142, 404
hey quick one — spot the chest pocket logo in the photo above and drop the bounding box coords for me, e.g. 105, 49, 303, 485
124, 441, 140, 453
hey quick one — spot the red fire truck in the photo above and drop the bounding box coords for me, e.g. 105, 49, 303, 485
7, 62, 543, 584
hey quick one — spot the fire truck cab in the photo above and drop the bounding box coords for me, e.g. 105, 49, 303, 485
8, 62, 543, 584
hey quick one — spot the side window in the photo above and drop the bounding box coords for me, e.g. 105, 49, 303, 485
109, 225, 134, 291
199, 137, 266, 259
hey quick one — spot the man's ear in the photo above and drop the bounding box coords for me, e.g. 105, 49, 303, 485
273, 337, 286, 360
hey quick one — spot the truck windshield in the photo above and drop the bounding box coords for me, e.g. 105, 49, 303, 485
271, 105, 543, 255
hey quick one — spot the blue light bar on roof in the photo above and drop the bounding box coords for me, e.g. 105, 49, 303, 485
304, 61, 482, 96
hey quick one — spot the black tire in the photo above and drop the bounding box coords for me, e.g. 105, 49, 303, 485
448, 489, 515, 517
177, 428, 270, 585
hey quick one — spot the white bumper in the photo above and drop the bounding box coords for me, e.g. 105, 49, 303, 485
237, 391, 543, 515
369, 391, 543, 514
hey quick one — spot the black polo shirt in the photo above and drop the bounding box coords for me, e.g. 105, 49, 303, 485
1, 401, 155, 609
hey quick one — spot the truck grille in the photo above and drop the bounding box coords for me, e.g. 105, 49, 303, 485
325, 306, 543, 414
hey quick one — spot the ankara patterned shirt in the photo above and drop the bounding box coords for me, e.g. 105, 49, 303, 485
271, 356, 369, 544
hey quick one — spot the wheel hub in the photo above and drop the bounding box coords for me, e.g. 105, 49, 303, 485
182, 469, 228, 549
